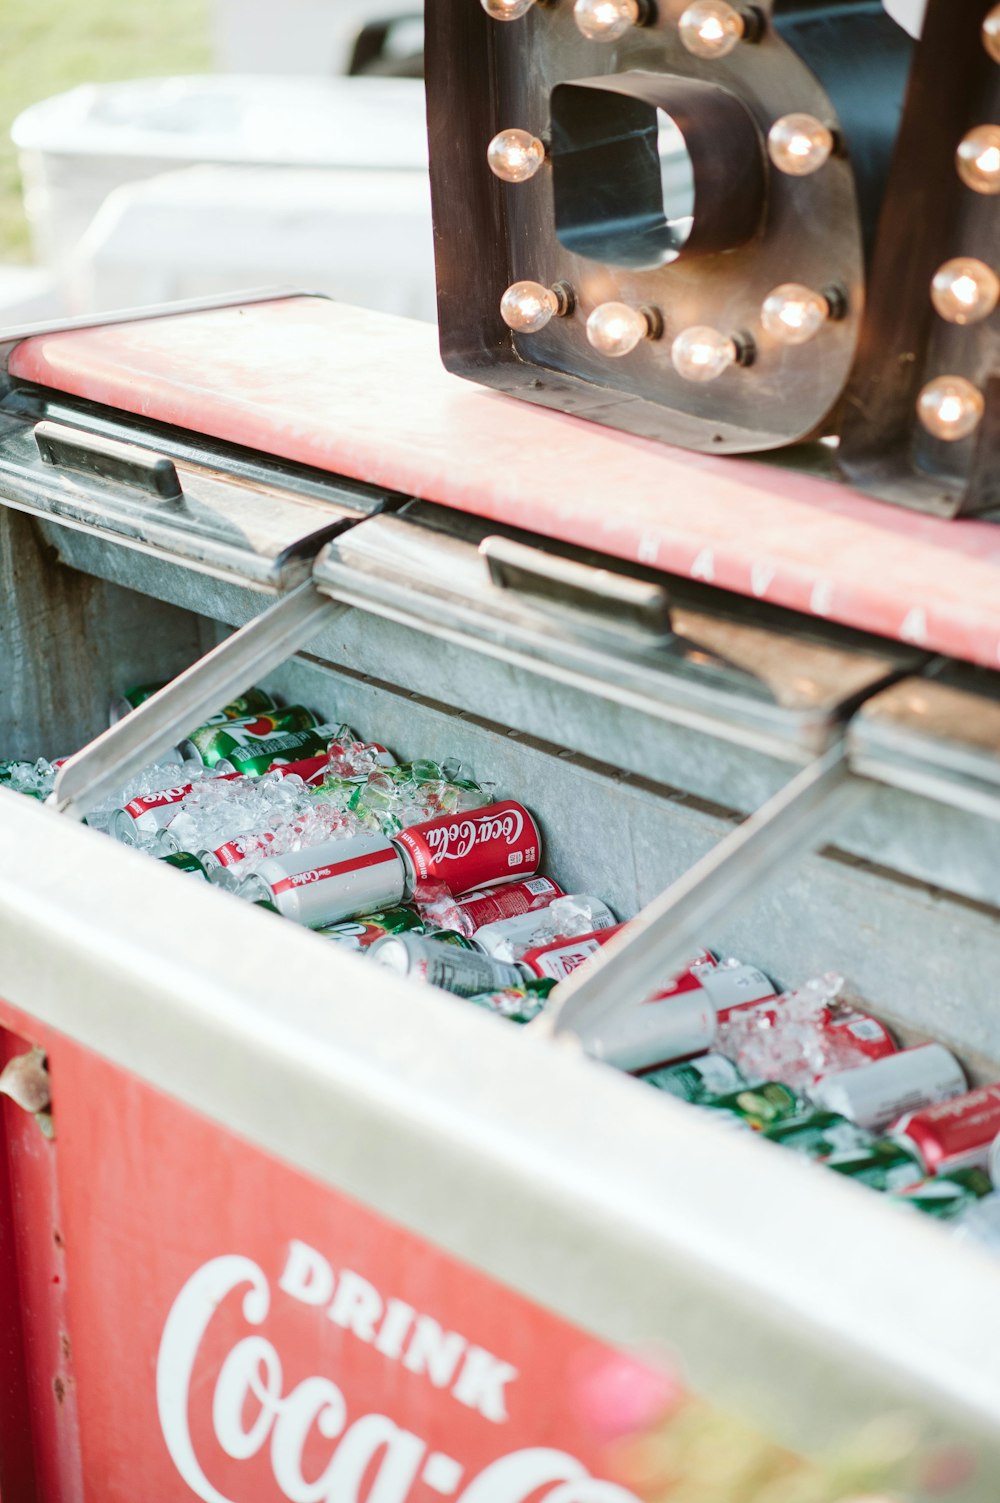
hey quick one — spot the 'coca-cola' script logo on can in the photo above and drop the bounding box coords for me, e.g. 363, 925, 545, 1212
396, 802, 541, 898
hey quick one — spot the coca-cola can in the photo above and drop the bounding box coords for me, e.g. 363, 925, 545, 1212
452, 876, 564, 932
891, 1085, 1000, 1177
371, 934, 525, 997
521, 925, 626, 980
810, 1044, 967, 1133
393, 801, 541, 897
240, 834, 406, 927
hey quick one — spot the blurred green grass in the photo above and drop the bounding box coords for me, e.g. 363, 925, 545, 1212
0, 0, 211, 262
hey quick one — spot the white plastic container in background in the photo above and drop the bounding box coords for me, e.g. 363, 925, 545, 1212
12, 76, 428, 268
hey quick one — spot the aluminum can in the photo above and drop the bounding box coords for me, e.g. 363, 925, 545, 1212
393, 800, 541, 897
520, 924, 626, 981
111, 755, 331, 846
822, 1007, 897, 1066
467, 979, 555, 1024
475, 896, 616, 961
576, 978, 717, 1072
810, 1043, 966, 1133
240, 834, 406, 927
764, 1111, 875, 1161
891, 1167, 994, 1221
160, 851, 209, 880
113, 682, 277, 725
891, 1084, 1000, 1178
642, 1053, 753, 1102
440, 876, 565, 935
701, 965, 779, 1024
704, 1081, 801, 1132
371, 934, 525, 997
179, 706, 318, 768
825, 1137, 926, 1191
319, 907, 426, 951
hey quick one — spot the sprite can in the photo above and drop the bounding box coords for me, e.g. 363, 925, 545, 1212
178, 706, 318, 768
826, 1137, 925, 1191
890, 1167, 994, 1220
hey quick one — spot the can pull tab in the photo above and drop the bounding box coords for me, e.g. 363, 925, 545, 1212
480, 536, 673, 642
0, 1047, 54, 1138
34, 419, 184, 504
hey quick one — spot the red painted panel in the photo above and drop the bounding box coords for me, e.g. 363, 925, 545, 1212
10, 298, 1000, 669
0, 1023, 83, 1503
46, 1032, 662, 1502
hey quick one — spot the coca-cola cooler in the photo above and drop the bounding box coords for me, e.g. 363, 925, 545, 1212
0, 287, 999, 1503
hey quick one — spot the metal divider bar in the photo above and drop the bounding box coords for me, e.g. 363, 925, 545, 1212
540, 741, 869, 1039
50, 583, 348, 821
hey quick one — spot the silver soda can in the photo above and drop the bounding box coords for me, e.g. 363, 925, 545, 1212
809, 1044, 966, 1133
110, 782, 198, 844
240, 834, 406, 927
371, 934, 525, 997
578, 986, 717, 1072
474, 895, 616, 961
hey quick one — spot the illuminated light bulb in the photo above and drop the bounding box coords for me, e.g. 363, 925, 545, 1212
501, 281, 561, 332
917, 376, 985, 442
983, 5, 1000, 62
767, 114, 835, 177
671, 325, 738, 382
573, 0, 643, 42
487, 129, 545, 183
586, 302, 654, 357
481, 0, 536, 19
760, 283, 830, 345
678, 1, 745, 58
931, 258, 1000, 325
956, 125, 1000, 195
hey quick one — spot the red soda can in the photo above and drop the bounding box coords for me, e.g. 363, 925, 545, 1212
520, 925, 627, 980
393, 800, 541, 897
822, 1007, 898, 1067
451, 876, 564, 932
892, 1085, 1000, 1176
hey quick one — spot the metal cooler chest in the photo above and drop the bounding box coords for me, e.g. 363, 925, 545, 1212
0, 292, 999, 1501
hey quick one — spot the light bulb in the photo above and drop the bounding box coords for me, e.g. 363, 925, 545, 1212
586, 302, 651, 357
767, 114, 835, 177
487, 129, 545, 183
956, 125, 1000, 195
573, 0, 642, 41
678, 1, 745, 58
917, 377, 985, 442
481, 0, 536, 19
671, 326, 737, 382
931, 258, 1000, 325
501, 281, 560, 332
760, 283, 830, 345
983, 5, 1000, 62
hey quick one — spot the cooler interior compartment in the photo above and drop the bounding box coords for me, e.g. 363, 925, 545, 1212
1, 488, 1000, 1498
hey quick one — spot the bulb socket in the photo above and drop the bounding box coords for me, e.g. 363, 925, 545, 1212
732, 332, 757, 367
737, 5, 765, 43
821, 284, 848, 321
552, 281, 576, 316
641, 306, 665, 340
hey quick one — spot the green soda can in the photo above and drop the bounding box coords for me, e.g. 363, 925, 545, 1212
826, 1137, 925, 1191
644, 1053, 752, 1104
765, 1110, 875, 1160
180, 708, 320, 770
161, 851, 209, 879
467, 978, 555, 1024
320, 906, 426, 951
891, 1167, 994, 1220
116, 682, 276, 722
705, 1081, 802, 1132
